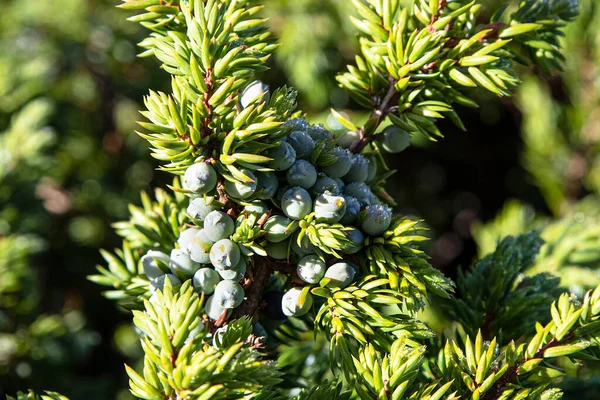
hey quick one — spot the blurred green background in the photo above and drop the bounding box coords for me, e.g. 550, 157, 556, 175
0, 0, 599, 398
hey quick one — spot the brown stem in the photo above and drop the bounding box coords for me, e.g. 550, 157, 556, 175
230, 257, 273, 323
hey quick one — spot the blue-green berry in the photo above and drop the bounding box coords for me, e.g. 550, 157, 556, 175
339, 196, 361, 225
142, 250, 170, 279
265, 239, 289, 260
243, 200, 269, 217
254, 171, 279, 200
281, 287, 313, 317
203, 211, 235, 242
183, 162, 217, 194
344, 154, 369, 183
218, 257, 246, 280
307, 124, 333, 142
297, 255, 326, 284
320, 147, 353, 178
192, 268, 221, 294
324, 262, 356, 288
283, 118, 309, 132
151, 274, 182, 292
287, 131, 315, 159
312, 174, 343, 195
360, 204, 392, 236
264, 215, 294, 243
178, 227, 200, 251
224, 169, 257, 199
291, 233, 314, 257
209, 239, 241, 270
337, 130, 361, 149
314, 191, 346, 223
205, 295, 230, 320
281, 187, 312, 220
170, 249, 199, 278
214, 280, 245, 309
267, 142, 296, 171
342, 226, 364, 254
240, 80, 270, 108
381, 126, 411, 153
344, 182, 375, 206
286, 159, 317, 189
187, 196, 218, 220
188, 229, 215, 264
366, 156, 377, 183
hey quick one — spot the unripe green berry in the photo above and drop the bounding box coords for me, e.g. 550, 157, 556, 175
209, 239, 241, 270
203, 211, 235, 242
324, 262, 356, 288
240, 80, 270, 108
287, 130, 315, 159
170, 249, 199, 279
360, 204, 392, 236
217, 257, 246, 281
192, 268, 221, 294
204, 295, 230, 321
183, 162, 217, 194
243, 200, 269, 217
344, 154, 369, 183
281, 187, 312, 220
254, 171, 279, 200
187, 196, 218, 220
320, 147, 353, 178
337, 130, 361, 149
314, 191, 346, 223
286, 159, 317, 189
188, 229, 215, 264
264, 215, 294, 243
142, 250, 170, 279
224, 169, 257, 199
214, 280, 245, 309
339, 196, 360, 225
381, 126, 410, 153
291, 233, 314, 257
281, 287, 313, 317
265, 239, 289, 260
297, 255, 326, 284
267, 142, 296, 171
366, 156, 377, 183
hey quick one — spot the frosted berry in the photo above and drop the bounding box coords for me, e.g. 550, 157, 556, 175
320, 147, 353, 178
192, 268, 221, 295
286, 159, 317, 189
240, 80, 270, 108
151, 274, 182, 292
170, 248, 199, 278
264, 215, 293, 243
360, 204, 392, 236
281, 187, 312, 220
344, 154, 369, 183
141, 250, 170, 279
344, 182, 376, 206
187, 196, 218, 220
267, 142, 296, 171
307, 124, 333, 142
339, 196, 360, 225
281, 287, 313, 317
178, 227, 200, 251
243, 200, 269, 217
213, 280, 245, 309
324, 262, 356, 288
283, 118, 309, 132
204, 295, 230, 321
209, 239, 241, 270
381, 126, 411, 153
341, 226, 364, 254
203, 211, 235, 242
297, 255, 326, 284
286, 130, 315, 159
224, 169, 257, 199
314, 191, 346, 223
337, 130, 361, 149
312, 174, 343, 195
254, 171, 279, 200
188, 229, 215, 264
183, 162, 217, 194
217, 257, 246, 281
